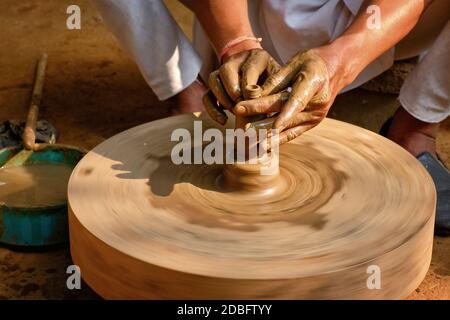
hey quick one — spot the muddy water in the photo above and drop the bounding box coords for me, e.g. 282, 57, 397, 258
0, 163, 74, 207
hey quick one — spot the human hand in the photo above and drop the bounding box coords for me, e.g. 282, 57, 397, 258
234, 49, 335, 145
203, 48, 281, 125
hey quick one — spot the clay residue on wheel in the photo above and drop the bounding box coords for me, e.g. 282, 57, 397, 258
146, 141, 348, 232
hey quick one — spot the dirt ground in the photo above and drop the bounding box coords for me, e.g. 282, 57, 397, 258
0, 0, 449, 299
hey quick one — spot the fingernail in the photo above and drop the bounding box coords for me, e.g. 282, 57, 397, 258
235, 105, 246, 114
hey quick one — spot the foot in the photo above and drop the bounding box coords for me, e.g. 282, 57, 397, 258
387, 106, 439, 157
168, 79, 207, 116
386, 106, 450, 236
416, 152, 450, 237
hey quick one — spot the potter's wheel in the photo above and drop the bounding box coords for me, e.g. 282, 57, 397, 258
68, 113, 435, 299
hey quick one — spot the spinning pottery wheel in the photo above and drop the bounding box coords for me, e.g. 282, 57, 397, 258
68, 113, 436, 299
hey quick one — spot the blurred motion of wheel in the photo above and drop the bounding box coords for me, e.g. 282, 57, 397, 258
68, 113, 435, 299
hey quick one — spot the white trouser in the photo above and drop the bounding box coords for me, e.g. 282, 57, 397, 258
92, 0, 202, 100
93, 0, 449, 123
399, 21, 450, 123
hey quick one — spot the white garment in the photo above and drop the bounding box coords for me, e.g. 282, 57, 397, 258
258, 0, 394, 92
399, 21, 450, 123
195, 0, 394, 92
92, 0, 202, 100
93, 0, 449, 123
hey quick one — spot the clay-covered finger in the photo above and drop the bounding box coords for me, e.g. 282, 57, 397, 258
260, 54, 306, 96
235, 114, 266, 130
266, 57, 281, 77
202, 90, 227, 125
219, 51, 249, 102
234, 92, 290, 116
272, 111, 324, 147
279, 122, 318, 144
244, 116, 276, 131
273, 71, 322, 131
266, 122, 317, 150
208, 70, 234, 110
241, 49, 270, 99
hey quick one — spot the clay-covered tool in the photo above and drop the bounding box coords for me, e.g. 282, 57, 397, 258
3, 53, 51, 168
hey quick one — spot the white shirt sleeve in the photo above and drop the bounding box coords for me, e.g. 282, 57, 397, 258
92, 0, 202, 100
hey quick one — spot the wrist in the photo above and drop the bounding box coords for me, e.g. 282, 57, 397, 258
311, 39, 360, 93
220, 38, 262, 62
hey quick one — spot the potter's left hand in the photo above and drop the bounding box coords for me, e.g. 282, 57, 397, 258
234, 49, 336, 145
203, 48, 281, 125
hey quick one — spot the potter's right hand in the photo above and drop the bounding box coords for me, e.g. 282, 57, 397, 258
203, 49, 280, 125
234, 50, 334, 146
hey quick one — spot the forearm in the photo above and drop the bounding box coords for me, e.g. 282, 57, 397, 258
182, 0, 258, 57
314, 0, 431, 91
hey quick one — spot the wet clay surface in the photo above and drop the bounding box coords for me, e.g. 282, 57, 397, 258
0, 163, 73, 207
0, 0, 449, 299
